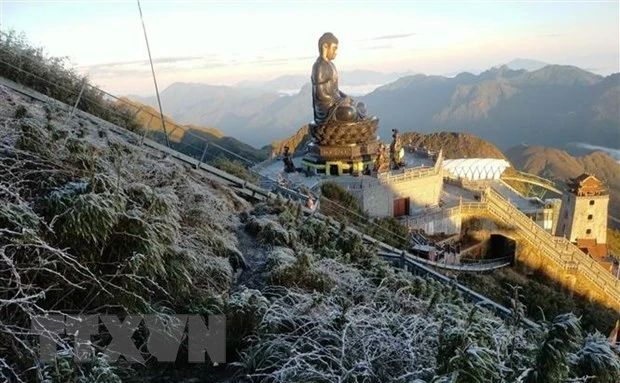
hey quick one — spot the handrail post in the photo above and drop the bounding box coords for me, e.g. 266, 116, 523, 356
64, 77, 86, 124
140, 115, 154, 146
196, 142, 209, 169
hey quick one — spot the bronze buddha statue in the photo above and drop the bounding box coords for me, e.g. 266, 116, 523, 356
302, 33, 381, 173
311, 32, 367, 125
308, 33, 378, 147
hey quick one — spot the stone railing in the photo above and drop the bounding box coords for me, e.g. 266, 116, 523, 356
400, 205, 462, 228
481, 187, 620, 305
340, 177, 382, 191
377, 166, 438, 185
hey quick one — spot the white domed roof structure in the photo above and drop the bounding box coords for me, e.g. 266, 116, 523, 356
442, 158, 510, 180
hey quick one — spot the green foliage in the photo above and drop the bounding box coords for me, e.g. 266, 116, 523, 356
571, 333, 620, 383
16, 121, 54, 157
0, 29, 142, 132
226, 288, 270, 355
319, 182, 410, 249
0, 101, 247, 381
42, 354, 125, 383
367, 216, 410, 248
245, 215, 292, 246
213, 157, 258, 183
320, 181, 361, 212
458, 269, 618, 334
608, 229, 620, 258
527, 313, 582, 383
38, 183, 125, 250
266, 248, 333, 293
0, 201, 39, 232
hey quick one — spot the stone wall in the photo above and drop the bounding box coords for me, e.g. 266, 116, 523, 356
557, 193, 609, 243
402, 206, 461, 235
354, 171, 444, 218
389, 171, 443, 211
359, 183, 392, 217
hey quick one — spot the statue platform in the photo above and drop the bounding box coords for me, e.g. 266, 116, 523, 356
302, 117, 380, 176
309, 117, 378, 146
302, 140, 378, 176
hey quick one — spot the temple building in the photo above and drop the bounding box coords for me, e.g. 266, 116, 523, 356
555, 173, 609, 261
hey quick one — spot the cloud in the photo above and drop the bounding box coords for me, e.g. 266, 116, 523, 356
84, 60, 147, 70
538, 33, 565, 38
363, 33, 417, 41
82, 56, 229, 78
250, 56, 315, 65
82, 56, 204, 70
152, 56, 204, 64
368, 45, 392, 50
568, 142, 620, 163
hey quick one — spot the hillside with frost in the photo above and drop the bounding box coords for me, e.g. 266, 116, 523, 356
1, 81, 619, 382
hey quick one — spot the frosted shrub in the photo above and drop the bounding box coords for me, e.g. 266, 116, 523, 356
570, 333, 620, 383
0, 95, 244, 381
265, 248, 333, 293
245, 215, 292, 246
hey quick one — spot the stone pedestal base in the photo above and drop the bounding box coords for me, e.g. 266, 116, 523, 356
302, 141, 378, 176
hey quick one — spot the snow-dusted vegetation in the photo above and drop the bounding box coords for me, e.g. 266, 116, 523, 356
0, 89, 248, 381
0, 36, 618, 381
234, 201, 620, 382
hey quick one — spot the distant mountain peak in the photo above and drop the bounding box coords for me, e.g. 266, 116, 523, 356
500, 58, 548, 71
523, 65, 603, 85
479, 65, 524, 80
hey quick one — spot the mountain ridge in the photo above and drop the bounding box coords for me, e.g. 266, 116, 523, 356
126, 63, 619, 152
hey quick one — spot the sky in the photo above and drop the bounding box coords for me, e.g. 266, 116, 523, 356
1, 0, 619, 96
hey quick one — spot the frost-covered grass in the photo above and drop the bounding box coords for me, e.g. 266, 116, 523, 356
0, 89, 247, 381
0, 30, 142, 132
236, 201, 620, 382
1, 85, 618, 382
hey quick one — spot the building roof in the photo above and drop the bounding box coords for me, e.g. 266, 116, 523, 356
567, 173, 607, 195
442, 158, 511, 180
570, 173, 591, 183
576, 238, 608, 260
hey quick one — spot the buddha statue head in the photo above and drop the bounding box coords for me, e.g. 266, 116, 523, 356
318, 32, 339, 61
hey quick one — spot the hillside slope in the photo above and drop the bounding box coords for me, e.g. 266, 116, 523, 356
2, 80, 619, 382
120, 97, 270, 163
401, 131, 507, 159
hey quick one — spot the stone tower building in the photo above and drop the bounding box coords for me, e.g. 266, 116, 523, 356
556, 173, 608, 248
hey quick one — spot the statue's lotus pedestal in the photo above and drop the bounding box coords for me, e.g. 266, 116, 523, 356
302, 117, 379, 176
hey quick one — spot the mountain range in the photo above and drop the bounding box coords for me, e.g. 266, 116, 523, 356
130, 63, 619, 153
236, 69, 416, 93
118, 98, 271, 163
